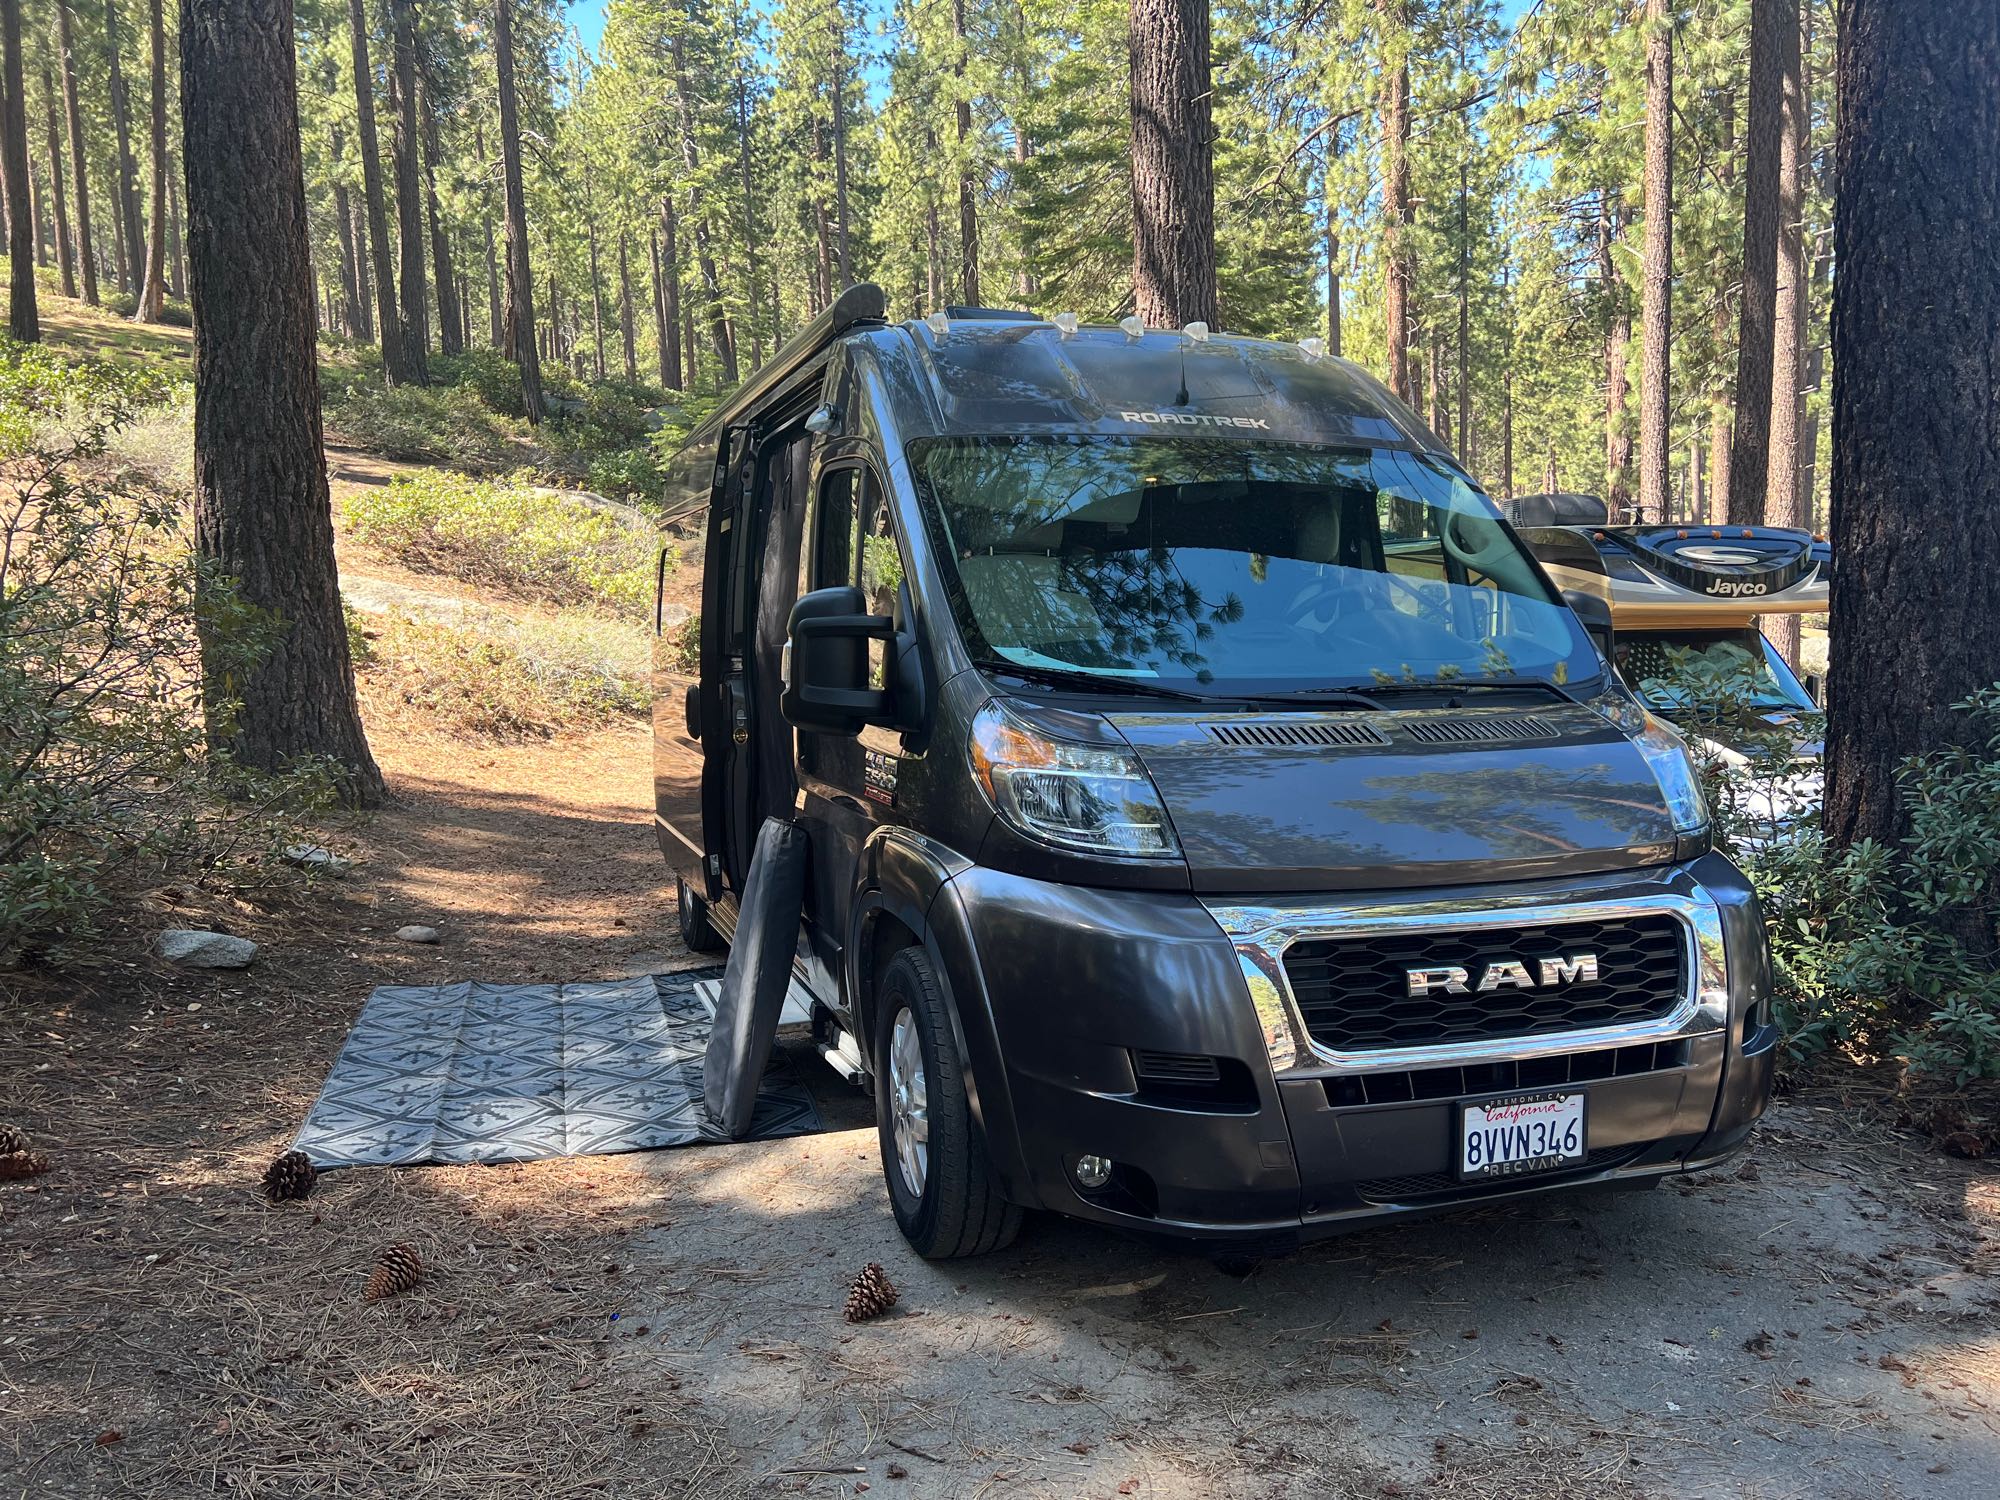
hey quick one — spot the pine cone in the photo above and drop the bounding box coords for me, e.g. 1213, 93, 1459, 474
0, 1150, 52, 1182
0, 1124, 29, 1155
843, 1262, 899, 1323
363, 1242, 424, 1301
262, 1150, 318, 1202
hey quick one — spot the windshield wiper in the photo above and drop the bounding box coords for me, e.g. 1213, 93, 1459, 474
1222, 688, 1387, 712
1367, 678, 1587, 708
972, 659, 1223, 703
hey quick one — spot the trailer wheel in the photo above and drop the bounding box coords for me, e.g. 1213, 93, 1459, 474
874, 948, 1022, 1259
676, 876, 725, 954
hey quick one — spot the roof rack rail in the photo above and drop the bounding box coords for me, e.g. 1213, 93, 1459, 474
941, 305, 1042, 321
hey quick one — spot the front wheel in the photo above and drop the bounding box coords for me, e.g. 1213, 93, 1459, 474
874, 948, 1022, 1259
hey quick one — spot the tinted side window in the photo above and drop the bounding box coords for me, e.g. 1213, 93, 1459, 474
816, 467, 857, 591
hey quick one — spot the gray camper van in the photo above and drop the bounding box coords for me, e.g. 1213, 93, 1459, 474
653, 287, 1775, 1259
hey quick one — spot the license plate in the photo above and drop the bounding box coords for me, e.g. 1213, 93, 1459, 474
1459, 1091, 1586, 1180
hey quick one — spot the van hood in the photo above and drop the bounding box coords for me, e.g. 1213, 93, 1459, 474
1109, 706, 1680, 893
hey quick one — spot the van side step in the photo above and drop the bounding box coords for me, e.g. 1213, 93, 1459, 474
810, 1004, 871, 1087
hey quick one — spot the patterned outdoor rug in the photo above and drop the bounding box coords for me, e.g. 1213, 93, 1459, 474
291, 967, 822, 1169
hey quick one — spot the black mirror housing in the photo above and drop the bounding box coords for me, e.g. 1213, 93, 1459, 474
1561, 588, 1617, 664
782, 586, 895, 735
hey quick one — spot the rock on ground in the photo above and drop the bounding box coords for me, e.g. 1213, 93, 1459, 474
395, 925, 441, 945
153, 930, 258, 968
283, 844, 352, 878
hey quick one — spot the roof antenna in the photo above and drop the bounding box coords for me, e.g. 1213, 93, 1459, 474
1175, 321, 1208, 407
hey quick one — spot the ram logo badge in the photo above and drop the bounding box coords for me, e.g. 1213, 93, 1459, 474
1405, 953, 1601, 997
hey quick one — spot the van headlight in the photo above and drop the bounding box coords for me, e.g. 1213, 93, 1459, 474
1631, 711, 1712, 835
967, 701, 1180, 858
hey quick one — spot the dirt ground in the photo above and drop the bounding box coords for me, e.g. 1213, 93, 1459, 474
3, 720, 1997, 1499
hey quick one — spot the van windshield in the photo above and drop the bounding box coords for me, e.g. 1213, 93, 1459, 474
907, 435, 1599, 695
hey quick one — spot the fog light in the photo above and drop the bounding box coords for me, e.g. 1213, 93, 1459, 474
1074, 1154, 1113, 1190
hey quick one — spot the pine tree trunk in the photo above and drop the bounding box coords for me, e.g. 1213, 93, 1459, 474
182, 0, 381, 807
1824, 0, 2000, 851
659, 197, 684, 390
1326, 216, 1342, 353
1, 0, 34, 339
333, 177, 361, 336
112, 183, 129, 295
1706, 90, 1735, 523
388, 1, 428, 380
925, 193, 943, 311
331, 126, 362, 337
134, 0, 167, 320
482, 215, 498, 345
810, 117, 832, 313
952, 0, 980, 306
617, 228, 636, 382
494, 0, 543, 420
1726, 0, 1793, 524
1456, 157, 1471, 461
1598, 194, 1633, 521
351, 194, 373, 339
1764, 0, 1808, 665
41, 68, 76, 298
55, 0, 97, 305
1377, 0, 1411, 401
649, 223, 670, 388
349, 0, 405, 381
1636, 0, 1672, 525
831, 41, 853, 287
670, 35, 736, 384
586, 211, 605, 380
166, 147, 184, 296
103, 0, 145, 298
1128, 0, 1216, 328
418, 68, 460, 356
732, 41, 764, 367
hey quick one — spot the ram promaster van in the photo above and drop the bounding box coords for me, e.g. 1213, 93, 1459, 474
653, 286, 1775, 1259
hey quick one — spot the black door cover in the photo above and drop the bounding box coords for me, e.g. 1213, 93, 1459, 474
703, 817, 810, 1138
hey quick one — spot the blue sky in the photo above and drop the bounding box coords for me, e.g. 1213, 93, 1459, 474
564, 0, 1540, 63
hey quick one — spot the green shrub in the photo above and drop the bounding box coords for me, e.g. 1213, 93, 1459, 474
431, 347, 528, 417
324, 382, 526, 470
354, 610, 648, 739
343, 469, 664, 611
1698, 667, 2000, 1083
0, 339, 334, 963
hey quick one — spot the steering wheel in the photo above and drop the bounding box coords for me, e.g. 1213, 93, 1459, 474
1439, 509, 1515, 574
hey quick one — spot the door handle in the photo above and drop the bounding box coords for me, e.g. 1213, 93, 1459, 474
726, 678, 750, 746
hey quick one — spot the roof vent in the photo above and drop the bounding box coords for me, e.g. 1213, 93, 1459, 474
1399, 715, 1560, 745
1204, 719, 1391, 749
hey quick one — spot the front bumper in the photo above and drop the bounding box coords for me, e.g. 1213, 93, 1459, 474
929, 852, 1775, 1251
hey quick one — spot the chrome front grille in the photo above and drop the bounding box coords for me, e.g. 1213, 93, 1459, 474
1282, 915, 1686, 1054
1201, 877, 1731, 1077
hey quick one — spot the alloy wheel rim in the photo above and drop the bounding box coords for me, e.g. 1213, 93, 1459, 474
889, 1009, 929, 1199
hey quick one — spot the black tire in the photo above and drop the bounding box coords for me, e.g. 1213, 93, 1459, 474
677, 875, 726, 954
874, 947, 1022, 1259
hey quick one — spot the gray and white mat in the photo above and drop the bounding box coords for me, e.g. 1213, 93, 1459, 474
292, 967, 822, 1168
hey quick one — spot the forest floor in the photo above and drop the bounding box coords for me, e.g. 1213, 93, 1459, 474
3, 706, 1999, 1500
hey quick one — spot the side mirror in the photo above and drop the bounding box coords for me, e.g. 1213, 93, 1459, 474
1803, 671, 1826, 707
1562, 589, 1616, 664
781, 585, 895, 736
